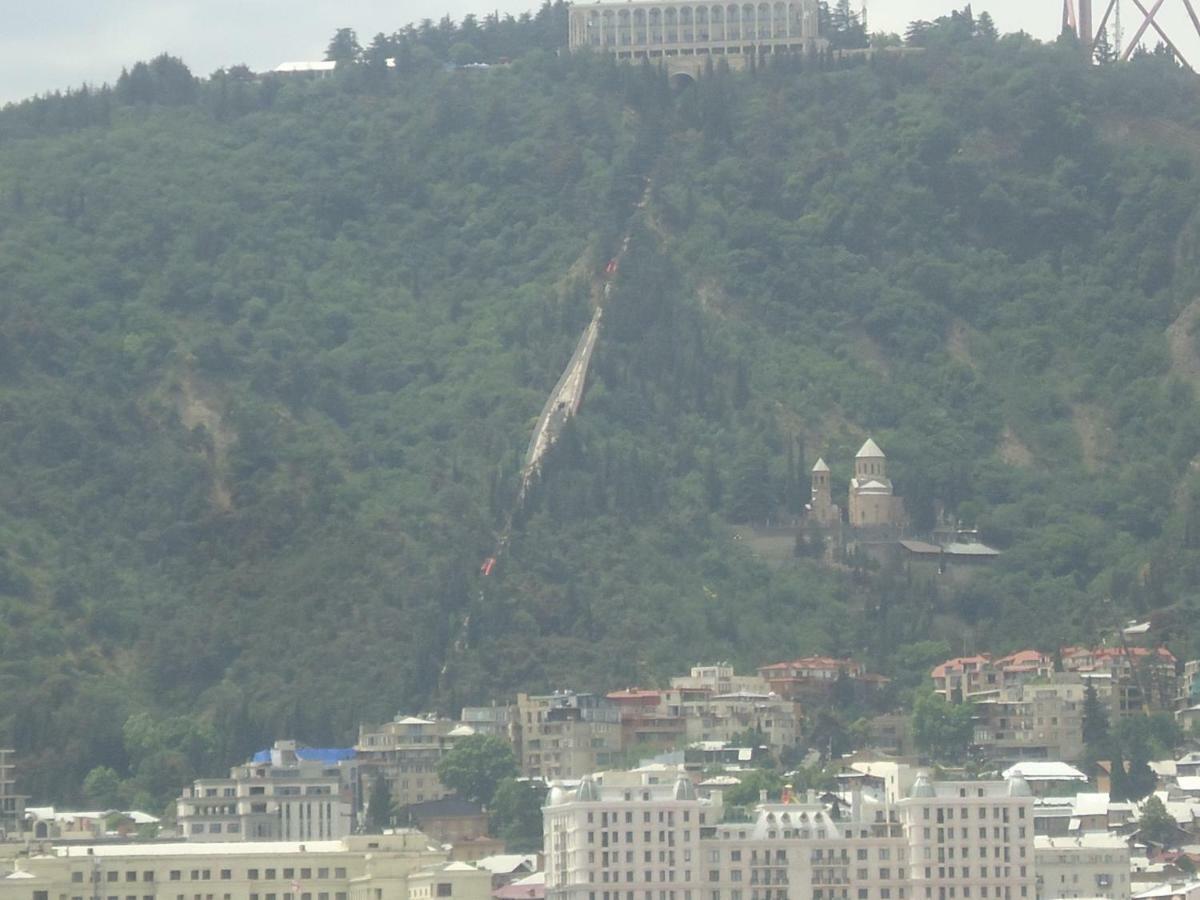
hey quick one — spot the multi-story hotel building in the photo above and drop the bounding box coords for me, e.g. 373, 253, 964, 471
544, 767, 1038, 900
566, 0, 822, 69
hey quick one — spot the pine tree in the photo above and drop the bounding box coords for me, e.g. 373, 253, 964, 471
1094, 26, 1116, 63
366, 773, 395, 832
1109, 746, 1127, 801
1082, 680, 1110, 748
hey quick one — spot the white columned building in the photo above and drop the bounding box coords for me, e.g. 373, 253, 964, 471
567, 0, 823, 70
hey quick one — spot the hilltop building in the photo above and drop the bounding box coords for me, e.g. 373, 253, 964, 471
566, 0, 823, 76
809, 458, 840, 527
848, 438, 906, 532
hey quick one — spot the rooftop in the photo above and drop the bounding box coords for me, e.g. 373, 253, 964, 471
1035, 833, 1130, 850
856, 438, 885, 459
1002, 762, 1088, 782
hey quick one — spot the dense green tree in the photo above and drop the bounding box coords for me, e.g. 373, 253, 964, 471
724, 769, 784, 806
436, 736, 518, 804
82, 766, 124, 809
1139, 795, 1179, 846
325, 28, 363, 64
366, 774, 395, 832
1082, 680, 1110, 750
489, 778, 547, 850
912, 694, 974, 764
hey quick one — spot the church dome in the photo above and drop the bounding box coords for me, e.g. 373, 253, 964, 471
812, 458, 831, 473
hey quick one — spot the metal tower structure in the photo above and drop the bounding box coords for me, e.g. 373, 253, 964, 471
1064, 0, 1200, 66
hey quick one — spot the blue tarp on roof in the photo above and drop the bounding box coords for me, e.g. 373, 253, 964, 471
251, 747, 356, 764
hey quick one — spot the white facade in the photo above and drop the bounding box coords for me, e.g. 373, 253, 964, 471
544, 769, 1037, 900
567, 0, 821, 63
1034, 834, 1130, 900
176, 744, 354, 842
0, 833, 446, 900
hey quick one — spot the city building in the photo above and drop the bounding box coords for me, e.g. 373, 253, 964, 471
1001, 764, 1089, 799
758, 657, 882, 705
407, 861, 492, 900
544, 766, 1038, 900
0, 750, 26, 838
932, 653, 1055, 705
401, 799, 490, 845
175, 742, 356, 842
971, 679, 1091, 764
0, 831, 447, 900
566, 0, 822, 74
669, 665, 771, 696
23, 808, 160, 841
1034, 833, 1131, 900
357, 716, 472, 810
1060, 648, 1178, 715
461, 707, 517, 741
605, 691, 686, 756
515, 694, 623, 781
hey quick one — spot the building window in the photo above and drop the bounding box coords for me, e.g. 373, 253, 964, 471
436, 886, 452, 898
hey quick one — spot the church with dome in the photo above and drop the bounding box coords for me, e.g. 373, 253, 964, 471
809, 437, 907, 533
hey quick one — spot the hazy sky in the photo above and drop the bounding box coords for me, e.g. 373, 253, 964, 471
2, 0, 1198, 105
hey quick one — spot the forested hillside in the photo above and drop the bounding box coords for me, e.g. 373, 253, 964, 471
4, 6, 1200, 809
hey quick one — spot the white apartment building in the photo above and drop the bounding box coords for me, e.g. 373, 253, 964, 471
1034, 834, 1130, 900
176, 743, 355, 842
0, 832, 447, 900
544, 768, 1037, 900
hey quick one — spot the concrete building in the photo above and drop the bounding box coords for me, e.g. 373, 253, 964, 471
848, 439, 906, 533
1060, 648, 1178, 715
461, 707, 516, 741
0, 832, 447, 900
605, 691, 687, 756
23, 808, 160, 841
357, 716, 471, 810
1034, 833, 1131, 900
544, 767, 1038, 900
971, 680, 1089, 765
176, 743, 355, 842
758, 657, 884, 706
0, 750, 26, 838
566, 0, 822, 74
1000, 764, 1088, 799
407, 861, 492, 900
401, 799, 490, 845
669, 665, 770, 696
932, 654, 1055, 705
515, 694, 623, 781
